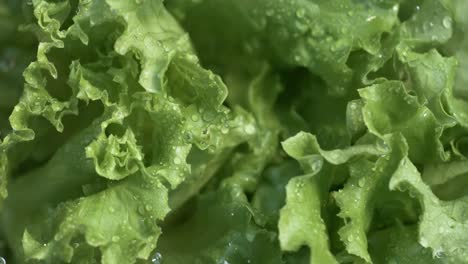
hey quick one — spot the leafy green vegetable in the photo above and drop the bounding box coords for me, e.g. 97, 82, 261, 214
1, 0, 468, 263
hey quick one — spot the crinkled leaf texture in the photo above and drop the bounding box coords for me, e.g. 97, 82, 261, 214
1, 0, 253, 263
1, 0, 468, 264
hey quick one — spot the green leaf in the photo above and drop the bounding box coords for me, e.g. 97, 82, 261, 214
397, 48, 458, 127
159, 187, 283, 264
2, 1, 255, 263
106, 0, 192, 92
279, 175, 337, 264
169, 0, 400, 94
359, 80, 447, 163
334, 134, 408, 263
368, 225, 444, 264
390, 156, 468, 263
279, 131, 388, 264
399, 0, 453, 48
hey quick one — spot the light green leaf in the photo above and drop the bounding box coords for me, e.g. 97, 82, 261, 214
390, 156, 468, 263
334, 134, 407, 263
360, 80, 447, 163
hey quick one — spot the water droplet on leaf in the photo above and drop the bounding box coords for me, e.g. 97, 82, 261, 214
221, 126, 229, 134
358, 178, 365, 187
202, 111, 216, 122
442, 16, 452, 29
244, 124, 256, 134
296, 9, 305, 18
191, 114, 199, 122
151, 252, 163, 264
184, 132, 193, 142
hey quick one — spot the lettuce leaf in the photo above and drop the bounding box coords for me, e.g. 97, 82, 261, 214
1, 0, 468, 263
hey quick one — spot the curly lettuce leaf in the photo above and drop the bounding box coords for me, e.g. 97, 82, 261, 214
168, 0, 400, 95
159, 186, 283, 264
1, 0, 255, 263
368, 225, 444, 264
334, 134, 408, 263
359, 80, 447, 163
1, 0, 468, 263
279, 132, 388, 264
390, 156, 468, 263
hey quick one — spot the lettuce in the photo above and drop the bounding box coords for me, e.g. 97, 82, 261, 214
0, 0, 467, 263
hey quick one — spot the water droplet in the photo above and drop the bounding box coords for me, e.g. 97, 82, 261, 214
434, 249, 444, 258
184, 132, 193, 142
191, 114, 199, 122
208, 72, 216, 81
109, 207, 115, 213
311, 159, 323, 172
221, 126, 229, 134
208, 145, 216, 153
145, 204, 153, 211
442, 16, 452, 29
295, 21, 308, 33
293, 55, 301, 62
266, 9, 275, 17
423, 21, 433, 31
138, 205, 146, 215
296, 180, 305, 189
199, 140, 207, 148
366, 15, 376, 22
112, 236, 120, 242
311, 26, 324, 37
173, 157, 181, 165
151, 252, 163, 264
330, 44, 338, 52
54, 234, 62, 241
376, 140, 389, 153
202, 111, 216, 122
244, 124, 256, 134
348, 101, 358, 110
358, 178, 365, 187
144, 35, 159, 49
296, 9, 305, 18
